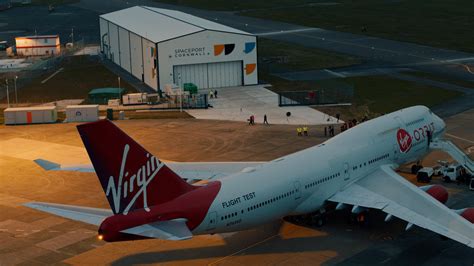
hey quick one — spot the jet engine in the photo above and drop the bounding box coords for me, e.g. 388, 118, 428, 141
455, 208, 474, 224
419, 184, 448, 204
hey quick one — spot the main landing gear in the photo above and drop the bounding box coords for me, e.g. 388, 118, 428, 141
285, 210, 327, 227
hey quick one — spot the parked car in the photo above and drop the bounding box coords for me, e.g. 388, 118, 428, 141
417, 167, 434, 183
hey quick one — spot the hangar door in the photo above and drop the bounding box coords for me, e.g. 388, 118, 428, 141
173, 61, 242, 89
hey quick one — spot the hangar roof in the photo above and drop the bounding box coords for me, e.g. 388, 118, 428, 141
100, 6, 252, 43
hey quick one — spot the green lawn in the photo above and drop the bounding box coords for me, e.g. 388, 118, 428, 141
7, 55, 137, 104
403, 71, 474, 89
31, 0, 79, 6
258, 38, 360, 73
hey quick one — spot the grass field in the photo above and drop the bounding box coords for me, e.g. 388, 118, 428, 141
156, 0, 474, 53
258, 38, 360, 73
31, 0, 79, 6
403, 71, 474, 89
264, 73, 462, 120
154, 0, 313, 11
6, 56, 137, 104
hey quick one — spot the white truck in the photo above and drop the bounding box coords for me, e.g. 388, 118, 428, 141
442, 164, 464, 182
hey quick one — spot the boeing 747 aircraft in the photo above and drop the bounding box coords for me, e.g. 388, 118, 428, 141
26, 106, 474, 247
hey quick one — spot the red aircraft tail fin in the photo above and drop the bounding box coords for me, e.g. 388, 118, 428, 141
77, 120, 195, 215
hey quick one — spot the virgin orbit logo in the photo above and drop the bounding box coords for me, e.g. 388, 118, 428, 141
397, 128, 412, 153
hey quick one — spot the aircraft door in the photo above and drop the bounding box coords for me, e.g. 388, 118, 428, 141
206, 211, 217, 231
344, 162, 350, 181
293, 181, 301, 200
393, 144, 399, 161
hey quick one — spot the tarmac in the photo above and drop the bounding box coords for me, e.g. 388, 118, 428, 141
187, 85, 339, 125
0, 108, 473, 265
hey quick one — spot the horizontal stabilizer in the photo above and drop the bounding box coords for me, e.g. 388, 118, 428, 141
121, 218, 192, 240
24, 202, 112, 226
34, 159, 60, 170
34, 159, 95, 172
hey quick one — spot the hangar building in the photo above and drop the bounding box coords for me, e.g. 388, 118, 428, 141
99, 6, 258, 92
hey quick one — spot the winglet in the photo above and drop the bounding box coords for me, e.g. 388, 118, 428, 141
34, 159, 61, 171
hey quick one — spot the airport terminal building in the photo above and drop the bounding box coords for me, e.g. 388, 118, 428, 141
99, 6, 258, 92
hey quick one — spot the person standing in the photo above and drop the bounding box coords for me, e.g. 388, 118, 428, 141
303, 126, 308, 136
263, 114, 269, 125
214, 89, 218, 98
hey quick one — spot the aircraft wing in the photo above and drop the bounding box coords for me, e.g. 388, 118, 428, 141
34, 159, 264, 181
24, 202, 112, 226
328, 164, 474, 248
121, 218, 193, 240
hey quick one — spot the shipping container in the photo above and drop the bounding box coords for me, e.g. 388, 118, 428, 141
4, 106, 57, 125
65, 105, 99, 122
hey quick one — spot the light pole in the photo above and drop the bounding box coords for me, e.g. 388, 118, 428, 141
5, 78, 10, 108
117, 76, 121, 103
14, 76, 18, 105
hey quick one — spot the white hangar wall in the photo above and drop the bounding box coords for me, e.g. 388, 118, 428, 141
118, 27, 131, 72
99, 7, 257, 92
157, 30, 258, 90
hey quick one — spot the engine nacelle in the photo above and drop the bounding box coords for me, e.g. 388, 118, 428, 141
419, 184, 449, 204
456, 208, 474, 224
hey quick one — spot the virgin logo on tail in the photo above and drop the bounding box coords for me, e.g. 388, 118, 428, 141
397, 128, 412, 153
105, 144, 163, 215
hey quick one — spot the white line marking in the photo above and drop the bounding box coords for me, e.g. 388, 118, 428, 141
208, 233, 280, 265
445, 133, 474, 144
208, 225, 305, 265
324, 69, 346, 78
41, 67, 64, 84
257, 28, 318, 36
443, 57, 474, 63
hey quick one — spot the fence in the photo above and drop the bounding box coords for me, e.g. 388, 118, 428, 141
278, 86, 354, 107
159, 93, 208, 109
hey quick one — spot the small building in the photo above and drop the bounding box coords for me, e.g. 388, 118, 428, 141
15, 35, 60, 57
4, 106, 57, 125
88, 88, 125, 104
99, 6, 257, 92
65, 105, 99, 122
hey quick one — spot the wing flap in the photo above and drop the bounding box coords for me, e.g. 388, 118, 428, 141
121, 218, 192, 240
329, 165, 474, 248
24, 202, 112, 226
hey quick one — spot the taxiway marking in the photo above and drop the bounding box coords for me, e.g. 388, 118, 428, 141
445, 133, 474, 144
41, 67, 64, 84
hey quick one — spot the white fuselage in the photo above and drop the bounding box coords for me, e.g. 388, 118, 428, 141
193, 106, 446, 234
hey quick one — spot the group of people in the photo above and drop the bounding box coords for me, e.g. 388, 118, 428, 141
297, 126, 309, 136
325, 125, 335, 137
209, 89, 218, 98
340, 117, 368, 132
248, 114, 269, 125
